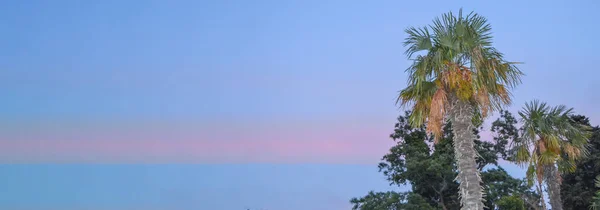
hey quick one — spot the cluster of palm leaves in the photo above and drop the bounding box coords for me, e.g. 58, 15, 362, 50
397, 9, 593, 210
513, 101, 591, 210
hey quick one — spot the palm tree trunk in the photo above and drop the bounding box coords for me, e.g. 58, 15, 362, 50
536, 180, 547, 210
544, 164, 563, 210
448, 95, 484, 210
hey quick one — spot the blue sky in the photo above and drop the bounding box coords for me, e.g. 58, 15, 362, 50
3, 0, 597, 123
1, 0, 599, 209
0, 164, 398, 210
0, 164, 525, 210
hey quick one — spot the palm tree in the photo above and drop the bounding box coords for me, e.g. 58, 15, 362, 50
514, 101, 590, 210
397, 9, 523, 210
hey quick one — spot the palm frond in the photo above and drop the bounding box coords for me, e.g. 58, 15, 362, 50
427, 88, 447, 141
404, 27, 432, 58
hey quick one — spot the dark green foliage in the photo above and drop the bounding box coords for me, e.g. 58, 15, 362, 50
561, 115, 600, 210
490, 110, 520, 161
591, 175, 600, 210
496, 195, 526, 210
377, 112, 460, 209
351, 111, 540, 210
350, 191, 436, 210
482, 168, 539, 210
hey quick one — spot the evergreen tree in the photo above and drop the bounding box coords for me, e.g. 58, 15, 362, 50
560, 115, 600, 210
350, 112, 540, 210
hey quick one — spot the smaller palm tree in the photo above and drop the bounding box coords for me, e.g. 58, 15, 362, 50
514, 100, 590, 210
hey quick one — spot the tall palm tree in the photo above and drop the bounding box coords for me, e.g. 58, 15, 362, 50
397, 9, 523, 210
514, 101, 590, 210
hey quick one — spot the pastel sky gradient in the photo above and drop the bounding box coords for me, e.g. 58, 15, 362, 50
1, 0, 599, 209
2, 0, 600, 163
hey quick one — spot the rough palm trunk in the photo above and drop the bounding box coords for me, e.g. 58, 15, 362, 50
544, 164, 563, 210
536, 180, 547, 210
448, 96, 484, 210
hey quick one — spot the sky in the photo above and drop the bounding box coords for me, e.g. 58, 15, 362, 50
0, 0, 599, 209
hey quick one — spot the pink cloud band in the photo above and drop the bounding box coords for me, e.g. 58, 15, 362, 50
0, 120, 395, 164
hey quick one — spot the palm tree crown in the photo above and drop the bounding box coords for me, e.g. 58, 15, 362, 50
514, 100, 591, 210
397, 9, 523, 140
515, 100, 590, 184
